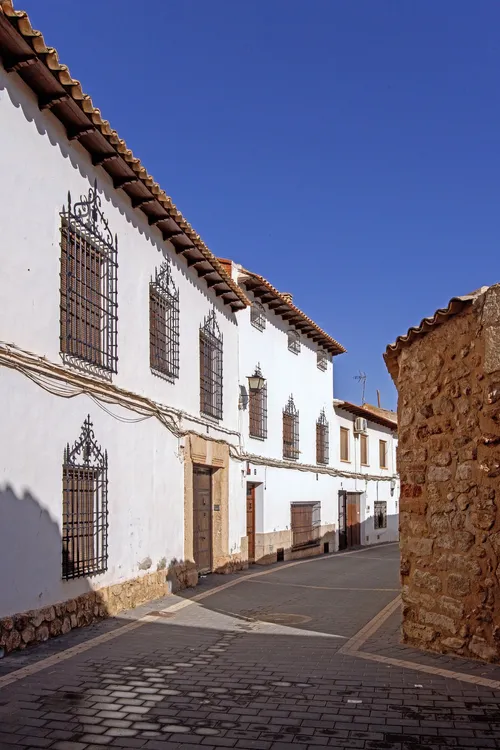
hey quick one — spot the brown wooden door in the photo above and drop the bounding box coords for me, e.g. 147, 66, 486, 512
193, 466, 212, 574
246, 484, 256, 563
346, 492, 361, 547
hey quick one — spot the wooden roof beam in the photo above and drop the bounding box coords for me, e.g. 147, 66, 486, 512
148, 214, 170, 227
114, 175, 140, 190
67, 124, 94, 141
39, 91, 70, 110
92, 152, 120, 167
3, 53, 37, 73
132, 196, 155, 209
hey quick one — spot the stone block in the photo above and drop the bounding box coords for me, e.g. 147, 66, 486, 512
406, 537, 433, 556
469, 636, 498, 662
441, 637, 465, 650
447, 573, 470, 597
419, 609, 457, 634
455, 462, 473, 481
427, 466, 452, 482
438, 596, 465, 620
403, 621, 435, 644
413, 569, 442, 593
485, 327, 500, 375
21, 625, 35, 644
434, 451, 452, 466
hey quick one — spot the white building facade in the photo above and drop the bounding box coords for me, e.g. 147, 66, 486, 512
0, 3, 398, 653
222, 261, 400, 564
0, 4, 250, 648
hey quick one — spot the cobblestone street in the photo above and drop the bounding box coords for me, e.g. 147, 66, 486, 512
1, 544, 500, 750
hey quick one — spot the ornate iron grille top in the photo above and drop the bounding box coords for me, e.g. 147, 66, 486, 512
60, 180, 118, 374
64, 415, 107, 469
284, 394, 298, 416
250, 301, 266, 331
288, 329, 301, 354
202, 307, 222, 341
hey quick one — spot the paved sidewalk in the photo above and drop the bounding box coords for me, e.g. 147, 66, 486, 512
1, 544, 500, 749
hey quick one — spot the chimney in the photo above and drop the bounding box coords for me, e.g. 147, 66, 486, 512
282, 292, 293, 304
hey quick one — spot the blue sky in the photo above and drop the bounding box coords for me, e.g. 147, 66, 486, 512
20, 1, 499, 409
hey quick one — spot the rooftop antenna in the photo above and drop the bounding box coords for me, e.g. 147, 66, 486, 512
354, 371, 367, 405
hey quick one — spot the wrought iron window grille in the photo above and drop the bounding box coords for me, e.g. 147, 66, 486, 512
283, 394, 299, 460
316, 408, 329, 465
60, 181, 118, 374
150, 259, 180, 380
287, 329, 301, 354
250, 301, 266, 331
62, 415, 108, 580
374, 500, 388, 530
200, 308, 223, 420
249, 364, 268, 439
317, 351, 329, 371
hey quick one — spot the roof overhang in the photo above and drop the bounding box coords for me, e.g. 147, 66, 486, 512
240, 270, 346, 356
0, 1, 248, 312
334, 400, 398, 431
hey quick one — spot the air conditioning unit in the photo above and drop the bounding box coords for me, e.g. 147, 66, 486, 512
354, 417, 368, 434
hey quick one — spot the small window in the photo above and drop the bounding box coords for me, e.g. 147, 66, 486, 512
150, 260, 179, 379
379, 440, 388, 469
360, 434, 369, 466
317, 351, 329, 371
249, 370, 268, 439
60, 182, 118, 373
287, 330, 301, 354
250, 301, 266, 331
283, 395, 299, 460
374, 500, 387, 529
200, 309, 223, 420
62, 416, 108, 580
316, 409, 329, 465
340, 426, 350, 462
291, 502, 321, 549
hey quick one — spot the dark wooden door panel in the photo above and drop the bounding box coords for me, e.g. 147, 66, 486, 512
193, 466, 212, 574
246, 484, 256, 563
338, 491, 347, 550
346, 492, 360, 547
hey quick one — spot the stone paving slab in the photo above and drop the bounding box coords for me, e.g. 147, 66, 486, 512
1, 544, 500, 749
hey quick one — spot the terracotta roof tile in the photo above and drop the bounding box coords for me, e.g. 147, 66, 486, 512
383, 287, 489, 379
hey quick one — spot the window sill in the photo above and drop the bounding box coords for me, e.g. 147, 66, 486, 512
361, 463, 370, 467
340, 458, 351, 464
200, 411, 221, 424
249, 434, 267, 442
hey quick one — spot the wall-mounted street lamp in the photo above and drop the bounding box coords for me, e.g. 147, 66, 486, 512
247, 364, 265, 392
390, 478, 396, 497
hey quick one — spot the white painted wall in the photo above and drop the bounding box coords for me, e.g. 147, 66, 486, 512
0, 368, 185, 618
0, 65, 239, 435
236, 285, 335, 465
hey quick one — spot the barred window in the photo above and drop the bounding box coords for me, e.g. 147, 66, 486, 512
62, 416, 108, 580
249, 368, 267, 439
250, 301, 266, 331
291, 502, 321, 549
200, 309, 223, 420
150, 260, 179, 379
374, 500, 387, 529
60, 182, 118, 373
316, 409, 329, 464
317, 351, 329, 371
288, 329, 301, 354
283, 395, 299, 460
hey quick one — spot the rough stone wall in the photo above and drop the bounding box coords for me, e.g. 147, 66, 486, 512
0, 561, 198, 655
395, 285, 500, 662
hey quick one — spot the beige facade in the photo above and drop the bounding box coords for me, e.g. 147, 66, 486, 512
385, 284, 500, 662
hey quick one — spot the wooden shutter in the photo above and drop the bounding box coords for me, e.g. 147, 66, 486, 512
291, 502, 320, 548
360, 434, 368, 465
379, 440, 387, 468
340, 427, 349, 461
